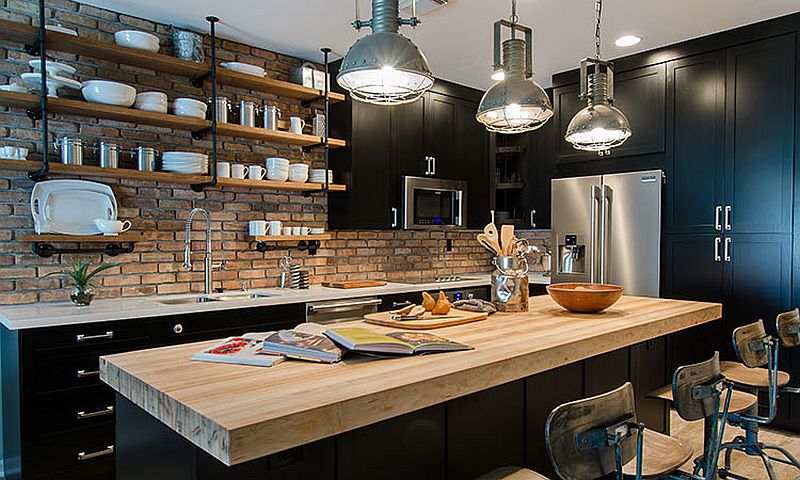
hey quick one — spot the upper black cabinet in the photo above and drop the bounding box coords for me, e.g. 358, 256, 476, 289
553, 64, 666, 164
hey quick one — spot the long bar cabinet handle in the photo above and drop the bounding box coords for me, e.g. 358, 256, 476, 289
76, 369, 100, 378
714, 237, 721, 262
715, 206, 722, 231
76, 331, 114, 342
724, 237, 732, 262
77, 405, 114, 419
724, 205, 732, 230
78, 445, 114, 461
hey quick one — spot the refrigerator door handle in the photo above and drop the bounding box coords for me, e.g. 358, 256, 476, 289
600, 185, 612, 284
590, 185, 602, 283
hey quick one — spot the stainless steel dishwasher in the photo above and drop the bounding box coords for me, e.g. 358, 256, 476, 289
305, 297, 381, 325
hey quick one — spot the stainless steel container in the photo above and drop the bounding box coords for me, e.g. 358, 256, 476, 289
211, 96, 231, 124
132, 147, 157, 172
172, 28, 204, 63
55, 137, 83, 165
263, 105, 281, 131
239, 101, 257, 128
491, 256, 529, 312
312, 113, 326, 137
98, 142, 119, 168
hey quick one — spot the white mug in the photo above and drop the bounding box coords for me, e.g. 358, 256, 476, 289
216, 161, 231, 178
267, 220, 282, 236
248, 165, 267, 180
291, 226, 302, 236
249, 220, 267, 236
231, 164, 247, 179
300, 226, 310, 235
282, 227, 293, 236
289, 117, 306, 134
93, 218, 131, 235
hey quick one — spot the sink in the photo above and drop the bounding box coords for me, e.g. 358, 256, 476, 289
155, 292, 277, 305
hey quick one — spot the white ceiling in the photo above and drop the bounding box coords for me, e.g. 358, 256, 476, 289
86, 0, 799, 89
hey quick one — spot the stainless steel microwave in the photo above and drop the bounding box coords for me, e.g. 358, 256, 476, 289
400, 176, 467, 230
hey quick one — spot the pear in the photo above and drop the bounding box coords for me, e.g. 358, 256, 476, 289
421, 291, 436, 311
432, 291, 451, 315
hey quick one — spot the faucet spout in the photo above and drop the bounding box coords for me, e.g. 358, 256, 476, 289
184, 208, 214, 295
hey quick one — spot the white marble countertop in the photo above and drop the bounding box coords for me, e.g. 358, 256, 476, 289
0, 272, 551, 330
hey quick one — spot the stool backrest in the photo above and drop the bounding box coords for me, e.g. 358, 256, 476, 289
545, 382, 637, 480
777, 308, 800, 348
672, 352, 723, 421
732, 320, 769, 368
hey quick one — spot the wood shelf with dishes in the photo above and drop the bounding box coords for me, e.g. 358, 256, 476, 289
0, 159, 347, 192
18, 232, 149, 243
19, 232, 151, 257
249, 234, 331, 255
250, 234, 332, 242
0, 19, 345, 104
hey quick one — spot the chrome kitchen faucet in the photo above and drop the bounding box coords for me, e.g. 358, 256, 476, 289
183, 208, 222, 296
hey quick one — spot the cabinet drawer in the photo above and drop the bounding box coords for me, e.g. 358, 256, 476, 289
22, 319, 150, 354
26, 424, 115, 478
32, 385, 115, 436
32, 345, 143, 394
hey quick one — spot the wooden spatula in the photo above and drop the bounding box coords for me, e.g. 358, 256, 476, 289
500, 225, 515, 256
484, 211, 499, 246
477, 233, 501, 256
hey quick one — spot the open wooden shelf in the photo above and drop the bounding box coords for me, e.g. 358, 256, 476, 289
0, 160, 348, 192
0, 92, 347, 149
250, 234, 331, 242
0, 19, 343, 105
19, 232, 148, 243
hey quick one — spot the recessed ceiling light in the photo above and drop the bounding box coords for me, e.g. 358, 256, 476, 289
491, 70, 505, 81
615, 35, 642, 47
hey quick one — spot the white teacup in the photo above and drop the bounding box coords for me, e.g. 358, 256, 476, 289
93, 219, 131, 235
249, 220, 267, 236
300, 226, 310, 235
248, 165, 267, 180
282, 227, 293, 236
231, 164, 247, 179
267, 220, 282, 236
291, 226, 301, 236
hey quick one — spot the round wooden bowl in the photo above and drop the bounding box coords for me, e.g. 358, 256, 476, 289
546, 283, 624, 313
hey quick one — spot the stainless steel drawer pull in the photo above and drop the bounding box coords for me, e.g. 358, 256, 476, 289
77, 406, 114, 419
78, 445, 114, 461
307, 299, 382, 312
76, 331, 114, 342
392, 301, 412, 308
76, 369, 100, 378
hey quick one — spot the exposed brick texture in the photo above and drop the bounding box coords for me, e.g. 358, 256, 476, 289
0, 0, 550, 305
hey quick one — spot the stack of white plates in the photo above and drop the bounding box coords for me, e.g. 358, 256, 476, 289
220, 62, 266, 77
309, 169, 333, 184
289, 163, 309, 183
162, 152, 208, 174
266, 157, 290, 181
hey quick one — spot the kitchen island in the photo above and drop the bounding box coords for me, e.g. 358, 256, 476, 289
101, 295, 721, 480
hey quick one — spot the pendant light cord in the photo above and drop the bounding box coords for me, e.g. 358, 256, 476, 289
594, 0, 602, 59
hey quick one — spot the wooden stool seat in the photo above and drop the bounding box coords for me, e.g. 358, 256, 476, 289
646, 383, 758, 414
720, 361, 790, 388
621, 428, 693, 477
475, 466, 550, 480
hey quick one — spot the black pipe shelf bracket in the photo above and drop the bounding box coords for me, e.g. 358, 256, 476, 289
27, 0, 49, 183
255, 240, 321, 255
190, 15, 220, 193
31, 241, 136, 258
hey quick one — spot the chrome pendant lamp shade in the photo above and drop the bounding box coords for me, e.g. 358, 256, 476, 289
337, 0, 434, 105
564, 0, 631, 154
476, 0, 553, 134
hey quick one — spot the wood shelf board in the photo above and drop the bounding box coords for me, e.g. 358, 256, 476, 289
216, 177, 346, 192
250, 235, 331, 242
215, 123, 346, 148
19, 232, 148, 242
0, 20, 344, 104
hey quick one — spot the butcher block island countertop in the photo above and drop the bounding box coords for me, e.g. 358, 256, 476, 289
100, 295, 721, 467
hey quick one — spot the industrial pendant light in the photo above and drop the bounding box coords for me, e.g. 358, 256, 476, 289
564, 0, 632, 155
475, 0, 553, 134
337, 0, 434, 105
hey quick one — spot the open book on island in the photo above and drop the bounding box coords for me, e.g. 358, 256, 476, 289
324, 327, 473, 356
191, 335, 284, 367
260, 329, 343, 364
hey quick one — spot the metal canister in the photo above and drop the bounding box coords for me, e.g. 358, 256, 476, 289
491, 256, 530, 312
98, 142, 119, 168
312, 112, 326, 137
210, 96, 231, 124
132, 147, 157, 172
239, 101, 258, 128
263, 105, 281, 131
55, 137, 83, 165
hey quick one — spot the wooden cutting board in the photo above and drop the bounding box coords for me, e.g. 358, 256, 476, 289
364, 308, 489, 330
322, 280, 387, 289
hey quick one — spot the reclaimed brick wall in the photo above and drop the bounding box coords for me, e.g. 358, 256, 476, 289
0, 0, 549, 305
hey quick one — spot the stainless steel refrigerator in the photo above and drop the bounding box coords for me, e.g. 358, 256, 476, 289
550, 170, 663, 297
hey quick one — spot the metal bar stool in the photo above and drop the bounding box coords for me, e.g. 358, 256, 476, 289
544, 353, 732, 480
717, 310, 800, 480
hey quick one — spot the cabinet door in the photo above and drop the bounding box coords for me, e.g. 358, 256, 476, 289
663, 234, 723, 302
665, 52, 726, 234
425, 92, 459, 177
393, 96, 428, 177
724, 35, 795, 234
456, 99, 490, 228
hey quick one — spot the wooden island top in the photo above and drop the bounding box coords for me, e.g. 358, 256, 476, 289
100, 295, 721, 466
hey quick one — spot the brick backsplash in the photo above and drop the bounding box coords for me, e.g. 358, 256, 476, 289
0, 0, 550, 305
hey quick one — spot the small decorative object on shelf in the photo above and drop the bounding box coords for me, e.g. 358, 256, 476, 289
44, 261, 119, 306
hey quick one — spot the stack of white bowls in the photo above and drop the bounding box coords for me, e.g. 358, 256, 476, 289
289, 163, 309, 183
173, 98, 207, 119
162, 152, 208, 174
134, 92, 168, 113
266, 157, 290, 181
309, 169, 333, 184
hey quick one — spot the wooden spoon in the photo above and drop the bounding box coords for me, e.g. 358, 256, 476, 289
483, 214, 499, 246
500, 225, 515, 256
477, 233, 501, 256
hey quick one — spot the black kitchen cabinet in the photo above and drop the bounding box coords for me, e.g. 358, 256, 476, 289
392, 97, 428, 177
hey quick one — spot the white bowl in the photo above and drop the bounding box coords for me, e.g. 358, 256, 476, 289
29, 59, 76, 77
290, 163, 309, 171
114, 30, 160, 53
220, 62, 265, 77
81, 80, 137, 107
134, 92, 168, 113
289, 173, 309, 183
266, 169, 289, 182
266, 157, 290, 166
173, 98, 207, 119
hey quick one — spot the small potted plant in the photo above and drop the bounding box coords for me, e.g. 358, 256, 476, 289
45, 261, 119, 306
